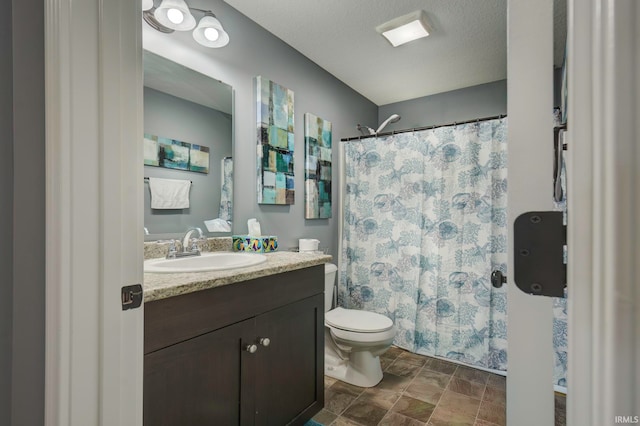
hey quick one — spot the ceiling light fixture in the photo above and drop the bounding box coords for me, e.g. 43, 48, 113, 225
143, 0, 230, 48
376, 10, 431, 47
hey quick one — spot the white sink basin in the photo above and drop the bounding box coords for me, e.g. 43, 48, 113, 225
144, 252, 267, 273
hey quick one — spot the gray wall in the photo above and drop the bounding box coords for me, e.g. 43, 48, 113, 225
378, 80, 507, 132
378, 69, 562, 132
0, 2, 13, 424
7, 0, 46, 424
143, 87, 232, 234
144, 0, 378, 258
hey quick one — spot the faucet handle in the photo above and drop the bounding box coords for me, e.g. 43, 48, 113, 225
166, 239, 178, 259
189, 238, 201, 253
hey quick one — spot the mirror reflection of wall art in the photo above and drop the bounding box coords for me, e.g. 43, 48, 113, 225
189, 144, 210, 173
143, 134, 160, 167
256, 76, 295, 205
304, 113, 332, 219
143, 133, 210, 174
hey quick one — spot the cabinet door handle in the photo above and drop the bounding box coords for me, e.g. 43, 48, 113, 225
259, 337, 271, 347
245, 344, 258, 354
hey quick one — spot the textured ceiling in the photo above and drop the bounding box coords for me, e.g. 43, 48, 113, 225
224, 0, 566, 106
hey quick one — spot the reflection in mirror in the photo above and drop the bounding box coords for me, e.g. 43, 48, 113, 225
143, 50, 233, 240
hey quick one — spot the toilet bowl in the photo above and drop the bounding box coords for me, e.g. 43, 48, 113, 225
323, 263, 396, 387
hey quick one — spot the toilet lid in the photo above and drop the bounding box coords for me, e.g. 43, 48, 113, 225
325, 307, 393, 333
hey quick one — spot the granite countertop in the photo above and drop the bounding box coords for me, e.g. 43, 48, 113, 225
143, 251, 332, 302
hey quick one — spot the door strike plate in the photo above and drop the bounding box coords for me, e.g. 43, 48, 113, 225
514, 211, 566, 297
121, 284, 143, 310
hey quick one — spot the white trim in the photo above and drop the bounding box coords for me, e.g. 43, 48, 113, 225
45, 0, 143, 425
567, 1, 640, 425
506, 0, 555, 424
45, 0, 72, 422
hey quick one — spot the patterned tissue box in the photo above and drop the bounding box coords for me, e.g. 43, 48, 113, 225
232, 235, 278, 253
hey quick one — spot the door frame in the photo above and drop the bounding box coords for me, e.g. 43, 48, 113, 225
508, 0, 639, 424
506, 1, 555, 424
44, 0, 144, 425
567, 0, 640, 425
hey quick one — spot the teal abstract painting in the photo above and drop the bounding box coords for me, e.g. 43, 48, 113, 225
256, 76, 295, 205
143, 133, 209, 174
304, 113, 332, 218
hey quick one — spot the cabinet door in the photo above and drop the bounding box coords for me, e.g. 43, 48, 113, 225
144, 318, 256, 426
254, 294, 324, 426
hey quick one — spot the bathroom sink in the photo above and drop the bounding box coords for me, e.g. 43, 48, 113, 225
144, 252, 267, 273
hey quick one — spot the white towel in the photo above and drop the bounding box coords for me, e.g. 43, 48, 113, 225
148, 177, 191, 209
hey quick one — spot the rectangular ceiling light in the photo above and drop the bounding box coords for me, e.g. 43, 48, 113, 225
376, 10, 431, 47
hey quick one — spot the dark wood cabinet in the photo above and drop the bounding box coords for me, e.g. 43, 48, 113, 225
144, 318, 256, 425
254, 295, 324, 426
144, 265, 324, 426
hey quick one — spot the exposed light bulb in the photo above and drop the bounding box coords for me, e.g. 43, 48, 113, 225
167, 8, 184, 24
204, 27, 220, 41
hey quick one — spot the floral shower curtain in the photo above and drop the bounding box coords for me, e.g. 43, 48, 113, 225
552, 109, 568, 388
340, 117, 568, 384
218, 157, 233, 221
340, 118, 509, 372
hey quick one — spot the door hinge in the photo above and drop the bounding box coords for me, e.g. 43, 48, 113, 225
514, 211, 566, 297
121, 284, 143, 310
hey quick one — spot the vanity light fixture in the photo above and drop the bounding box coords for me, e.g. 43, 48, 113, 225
376, 10, 431, 47
143, 0, 230, 48
192, 12, 230, 48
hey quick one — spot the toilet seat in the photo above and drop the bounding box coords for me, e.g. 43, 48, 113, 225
325, 307, 393, 333
325, 307, 395, 344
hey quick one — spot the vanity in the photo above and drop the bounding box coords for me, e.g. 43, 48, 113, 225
143, 249, 330, 426
142, 50, 328, 425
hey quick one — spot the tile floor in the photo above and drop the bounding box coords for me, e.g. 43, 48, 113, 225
310, 346, 567, 426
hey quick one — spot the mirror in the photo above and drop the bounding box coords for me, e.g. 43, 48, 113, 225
143, 50, 233, 240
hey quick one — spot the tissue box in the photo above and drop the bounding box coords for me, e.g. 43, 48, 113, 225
232, 235, 278, 253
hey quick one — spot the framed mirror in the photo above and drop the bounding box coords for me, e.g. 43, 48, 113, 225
143, 50, 233, 240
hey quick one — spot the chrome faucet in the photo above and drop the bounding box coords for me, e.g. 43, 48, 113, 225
182, 226, 204, 253
166, 227, 205, 259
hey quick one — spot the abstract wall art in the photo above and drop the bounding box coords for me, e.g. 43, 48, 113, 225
143, 134, 160, 166
189, 144, 210, 174
304, 113, 332, 218
256, 76, 295, 205
143, 133, 209, 174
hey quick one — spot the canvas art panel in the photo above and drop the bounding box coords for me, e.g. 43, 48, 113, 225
157, 137, 190, 170
304, 113, 332, 218
144, 134, 160, 166
256, 76, 295, 205
143, 133, 210, 174
189, 144, 210, 174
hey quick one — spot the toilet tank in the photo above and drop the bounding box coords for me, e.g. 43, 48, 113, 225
324, 263, 338, 312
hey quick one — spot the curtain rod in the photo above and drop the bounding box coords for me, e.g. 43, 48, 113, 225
340, 113, 507, 142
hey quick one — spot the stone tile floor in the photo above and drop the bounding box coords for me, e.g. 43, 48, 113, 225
310, 346, 567, 426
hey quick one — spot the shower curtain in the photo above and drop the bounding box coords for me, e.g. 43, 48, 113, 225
340, 116, 568, 384
340, 118, 509, 372
218, 157, 233, 221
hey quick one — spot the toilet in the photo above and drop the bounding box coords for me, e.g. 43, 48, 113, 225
323, 263, 396, 387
